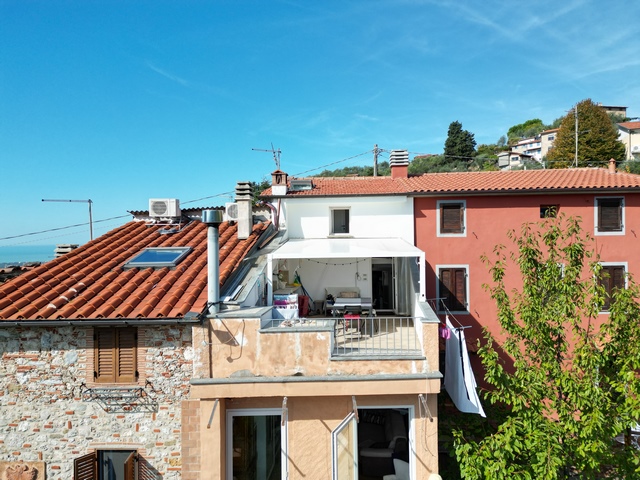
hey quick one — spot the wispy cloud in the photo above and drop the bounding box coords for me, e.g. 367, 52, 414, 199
146, 62, 192, 88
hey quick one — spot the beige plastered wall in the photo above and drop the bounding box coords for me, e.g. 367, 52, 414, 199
193, 393, 439, 480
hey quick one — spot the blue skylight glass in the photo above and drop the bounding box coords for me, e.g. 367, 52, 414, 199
124, 247, 192, 269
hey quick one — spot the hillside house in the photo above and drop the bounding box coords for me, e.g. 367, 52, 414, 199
617, 121, 640, 160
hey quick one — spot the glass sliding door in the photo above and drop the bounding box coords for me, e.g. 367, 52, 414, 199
227, 409, 286, 480
332, 411, 358, 480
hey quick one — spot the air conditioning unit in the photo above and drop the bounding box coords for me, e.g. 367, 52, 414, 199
225, 202, 239, 221
632, 145, 640, 153
149, 198, 181, 218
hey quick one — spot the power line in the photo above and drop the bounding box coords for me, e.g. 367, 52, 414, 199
0, 214, 130, 242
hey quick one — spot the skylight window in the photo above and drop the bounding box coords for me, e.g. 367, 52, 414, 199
124, 247, 192, 269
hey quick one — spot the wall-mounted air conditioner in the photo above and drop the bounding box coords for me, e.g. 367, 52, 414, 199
225, 202, 239, 221
632, 145, 640, 153
149, 198, 181, 218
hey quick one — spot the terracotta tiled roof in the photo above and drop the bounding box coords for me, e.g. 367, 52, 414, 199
0, 219, 270, 321
403, 167, 640, 194
261, 168, 640, 197
619, 121, 640, 130
261, 176, 409, 197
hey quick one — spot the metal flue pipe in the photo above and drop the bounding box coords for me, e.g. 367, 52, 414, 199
202, 209, 224, 314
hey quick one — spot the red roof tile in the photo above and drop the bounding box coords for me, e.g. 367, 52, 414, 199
404, 167, 640, 194
261, 167, 640, 197
619, 121, 640, 130
0, 219, 270, 321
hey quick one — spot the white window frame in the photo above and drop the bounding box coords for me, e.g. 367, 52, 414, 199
435, 264, 469, 314
330, 207, 351, 236
352, 405, 415, 480
226, 408, 288, 480
598, 262, 628, 314
594, 196, 625, 236
436, 200, 467, 237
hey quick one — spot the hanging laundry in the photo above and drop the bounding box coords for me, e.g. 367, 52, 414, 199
444, 318, 486, 417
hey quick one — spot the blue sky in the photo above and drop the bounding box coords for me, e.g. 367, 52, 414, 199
1, 0, 639, 246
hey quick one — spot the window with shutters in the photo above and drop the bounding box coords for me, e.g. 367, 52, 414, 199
437, 200, 466, 236
74, 450, 154, 480
595, 197, 624, 235
94, 327, 138, 384
437, 266, 468, 313
330, 208, 350, 235
599, 263, 626, 312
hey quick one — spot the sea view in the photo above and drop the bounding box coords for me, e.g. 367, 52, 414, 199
0, 245, 57, 266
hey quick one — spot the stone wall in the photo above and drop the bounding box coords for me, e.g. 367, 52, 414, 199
0, 324, 193, 479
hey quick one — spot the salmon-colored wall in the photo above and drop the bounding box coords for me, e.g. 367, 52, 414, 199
415, 192, 640, 351
195, 394, 439, 480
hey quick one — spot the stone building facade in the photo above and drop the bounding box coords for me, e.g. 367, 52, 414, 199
0, 324, 193, 479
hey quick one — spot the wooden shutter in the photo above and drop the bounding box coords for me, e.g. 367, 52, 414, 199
441, 203, 464, 233
116, 328, 138, 383
74, 452, 97, 480
95, 328, 116, 383
439, 268, 467, 311
124, 451, 136, 480
137, 454, 156, 480
598, 199, 622, 231
600, 265, 625, 311
95, 327, 137, 384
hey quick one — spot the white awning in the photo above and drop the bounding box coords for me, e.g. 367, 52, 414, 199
270, 238, 423, 259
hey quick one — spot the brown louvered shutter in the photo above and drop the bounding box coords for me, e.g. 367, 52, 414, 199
439, 268, 467, 311
74, 452, 97, 480
95, 328, 116, 383
441, 203, 464, 233
124, 451, 136, 480
600, 265, 625, 311
137, 454, 156, 480
598, 198, 622, 232
116, 328, 138, 383
453, 269, 467, 311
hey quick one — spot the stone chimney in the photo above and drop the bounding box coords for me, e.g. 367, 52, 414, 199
390, 150, 409, 179
608, 158, 616, 174
235, 181, 253, 240
271, 170, 288, 196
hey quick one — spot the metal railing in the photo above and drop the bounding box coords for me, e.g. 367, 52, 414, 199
261, 316, 423, 358
332, 316, 422, 357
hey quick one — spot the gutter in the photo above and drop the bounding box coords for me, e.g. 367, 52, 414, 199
190, 373, 442, 386
0, 317, 201, 328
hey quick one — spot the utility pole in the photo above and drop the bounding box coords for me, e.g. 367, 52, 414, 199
574, 105, 579, 167
42, 199, 93, 241
373, 144, 379, 177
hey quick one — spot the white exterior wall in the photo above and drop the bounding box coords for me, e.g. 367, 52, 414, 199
281, 196, 414, 242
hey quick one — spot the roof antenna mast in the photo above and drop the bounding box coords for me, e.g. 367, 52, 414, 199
252, 143, 281, 171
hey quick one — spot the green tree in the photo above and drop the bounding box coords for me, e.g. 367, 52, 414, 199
547, 99, 626, 168
454, 215, 640, 479
444, 121, 477, 161
507, 118, 545, 144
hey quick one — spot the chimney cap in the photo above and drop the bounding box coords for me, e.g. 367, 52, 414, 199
202, 209, 224, 226
608, 158, 616, 174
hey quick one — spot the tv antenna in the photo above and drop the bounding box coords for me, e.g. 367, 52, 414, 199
252, 143, 281, 170
42, 198, 94, 241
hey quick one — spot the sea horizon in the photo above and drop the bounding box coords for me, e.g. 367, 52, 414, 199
0, 245, 57, 266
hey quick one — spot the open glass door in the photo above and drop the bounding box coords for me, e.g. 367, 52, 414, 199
227, 409, 287, 480
331, 411, 358, 480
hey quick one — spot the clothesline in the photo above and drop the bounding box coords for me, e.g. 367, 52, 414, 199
428, 297, 472, 330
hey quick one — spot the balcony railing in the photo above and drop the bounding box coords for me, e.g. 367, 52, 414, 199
261, 316, 423, 358
333, 316, 422, 357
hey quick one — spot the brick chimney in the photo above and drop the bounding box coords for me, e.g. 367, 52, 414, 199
390, 150, 409, 179
235, 181, 253, 240
608, 158, 616, 174
271, 170, 288, 196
